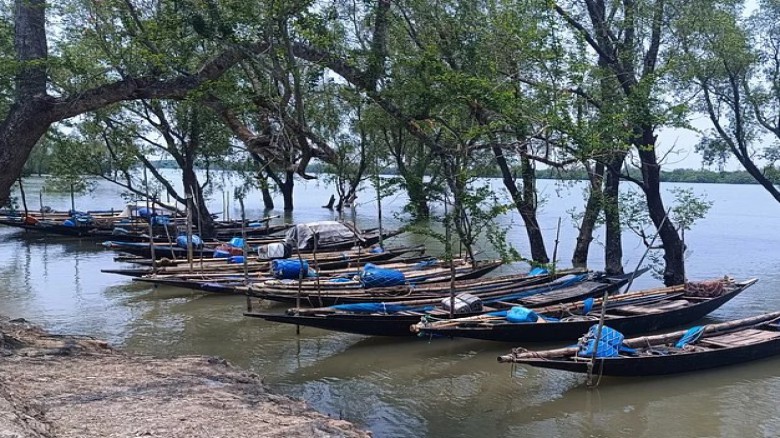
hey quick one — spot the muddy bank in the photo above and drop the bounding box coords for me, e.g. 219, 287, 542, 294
0, 317, 369, 438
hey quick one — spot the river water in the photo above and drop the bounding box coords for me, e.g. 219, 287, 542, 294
2, 174, 780, 437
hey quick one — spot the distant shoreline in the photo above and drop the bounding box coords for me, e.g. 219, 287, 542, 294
20, 166, 769, 187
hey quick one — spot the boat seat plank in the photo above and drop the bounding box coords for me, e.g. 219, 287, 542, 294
700, 329, 780, 348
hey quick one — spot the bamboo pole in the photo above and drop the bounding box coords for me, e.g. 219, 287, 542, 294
238, 193, 251, 312
144, 168, 156, 271
312, 229, 322, 304
18, 178, 28, 217
375, 154, 384, 249
445, 194, 455, 319
70, 183, 75, 213
552, 217, 561, 276
39, 190, 44, 219
186, 195, 194, 273
295, 236, 304, 335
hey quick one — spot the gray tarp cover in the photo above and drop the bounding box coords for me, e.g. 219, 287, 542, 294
284, 221, 360, 250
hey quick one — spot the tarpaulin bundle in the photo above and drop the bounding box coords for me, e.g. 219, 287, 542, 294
506, 306, 539, 323
271, 259, 310, 280
359, 264, 406, 288
176, 234, 203, 249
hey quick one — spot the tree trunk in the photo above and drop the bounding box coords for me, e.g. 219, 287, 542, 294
571, 162, 604, 269
603, 154, 625, 275
492, 145, 549, 263
637, 130, 685, 285
182, 166, 214, 237
281, 170, 294, 211
258, 172, 274, 210
395, 156, 429, 219
0, 0, 50, 204
0, 108, 51, 204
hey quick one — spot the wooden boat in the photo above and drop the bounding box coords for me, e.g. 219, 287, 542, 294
101, 245, 425, 277
243, 272, 636, 336
138, 259, 503, 296
101, 228, 400, 259
413, 277, 757, 342
498, 307, 780, 377
245, 261, 505, 304
249, 268, 584, 306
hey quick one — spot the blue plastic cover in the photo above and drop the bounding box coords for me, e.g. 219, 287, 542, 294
153, 215, 170, 226
360, 265, 406, 288
214, 250, 231, 258
529, 267, 549, 276
138, 207, 152, 218
62, 219, 75, 227
176, 234, 203, 249
229, 237, 245, 248
414, 259, 439, 270
506, 306, 539, 323
582, 297, 595, 315
271, 259, 310, 279
577, 325, 630, 358
248, 222, 262, 227
675, 326, 705, 348
228, 256, 245, 264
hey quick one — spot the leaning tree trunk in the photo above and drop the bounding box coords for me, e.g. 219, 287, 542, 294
637, 130, 685, 285
492, 145, 549, 264
571, 162, 605, 269
603, 154, 625, 275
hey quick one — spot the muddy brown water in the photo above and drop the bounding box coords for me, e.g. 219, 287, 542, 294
2, 174, 780, 437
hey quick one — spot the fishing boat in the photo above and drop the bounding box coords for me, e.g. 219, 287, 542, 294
497, 307, 780, 377
139, 259, 503, 296
249, 268, 584, 306
413, 277, 757, 342
244, 271, 636, 336
102, 224, 400, 259
101, 245, 426, 277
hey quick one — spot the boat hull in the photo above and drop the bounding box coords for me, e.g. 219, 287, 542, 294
422, 283, 751, 342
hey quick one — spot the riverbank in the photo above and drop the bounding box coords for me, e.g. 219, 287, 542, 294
0, 316, 369, 438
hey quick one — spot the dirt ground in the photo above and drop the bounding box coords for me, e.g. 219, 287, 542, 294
0, 317, 370, 438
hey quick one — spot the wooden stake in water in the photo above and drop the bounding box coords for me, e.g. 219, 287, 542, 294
295, 238, 304, 335
445, 194, 455, 319
312, 229, 322, 303
238, 192, 251, 312
552, 217, 562, 276
143, 167, 156, 271
375, 154, 384, 249
17, 178, 28, 217
39, 190, 44, 219
186, 194, 194, 273
70, 183, 75, 213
